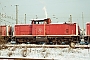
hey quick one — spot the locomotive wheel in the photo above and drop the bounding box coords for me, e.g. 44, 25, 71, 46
69, 42, 75, 48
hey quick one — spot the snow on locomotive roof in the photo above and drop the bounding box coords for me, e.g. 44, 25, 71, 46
50, 23, 64, 24
86, 22, 90, 24
31, 18, 48, 20
50, 22, 76, 24
15, 24, 31, 25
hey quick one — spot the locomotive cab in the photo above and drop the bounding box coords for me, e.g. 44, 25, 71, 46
31, 18, 51, 44
31, 18, 51, 24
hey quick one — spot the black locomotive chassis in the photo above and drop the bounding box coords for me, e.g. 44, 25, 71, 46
13, 35, 80, 44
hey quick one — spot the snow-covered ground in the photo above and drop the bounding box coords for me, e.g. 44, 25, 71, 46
0, 46, 90, 60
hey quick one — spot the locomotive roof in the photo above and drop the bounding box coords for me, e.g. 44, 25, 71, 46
15, 24, 31, 25
31, 18, 51, 21
50, 22, 76, 24
86, 22, 90, 24
31, 18, 47, 20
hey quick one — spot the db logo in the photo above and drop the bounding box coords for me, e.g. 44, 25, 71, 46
38, 28, 42, 33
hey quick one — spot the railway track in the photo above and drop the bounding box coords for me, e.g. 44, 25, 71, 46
1, 44, 90, 48
0, 44, 90, 59
0, 58, 55, 60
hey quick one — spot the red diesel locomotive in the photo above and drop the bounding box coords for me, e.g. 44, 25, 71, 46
13, 18, 80, 44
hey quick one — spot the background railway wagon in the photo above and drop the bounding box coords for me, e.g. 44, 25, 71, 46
0, 25, 11, 36
0, 25, 11, 43
84, 22, 90, 43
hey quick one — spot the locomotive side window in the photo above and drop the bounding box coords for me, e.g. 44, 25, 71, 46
36, 22, 39, 24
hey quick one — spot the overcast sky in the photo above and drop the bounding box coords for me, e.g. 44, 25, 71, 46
0, 0, 90, 29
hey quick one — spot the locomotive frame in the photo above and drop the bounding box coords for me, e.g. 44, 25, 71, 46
13, 18, 80, 45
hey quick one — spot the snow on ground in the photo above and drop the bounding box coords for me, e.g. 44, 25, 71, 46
0, 46, 90, 60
